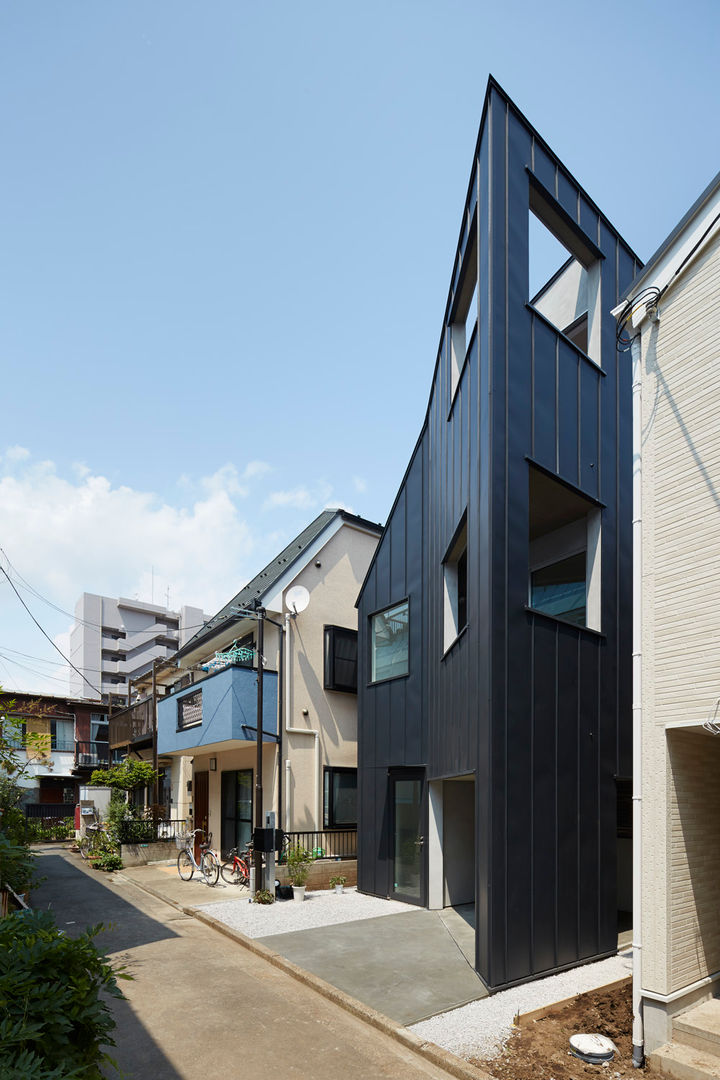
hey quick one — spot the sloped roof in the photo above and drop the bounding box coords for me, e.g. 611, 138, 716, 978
176, 508, 382, 660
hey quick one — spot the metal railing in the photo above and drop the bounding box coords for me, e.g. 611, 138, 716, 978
116, 817, 188, 845
24, 803, 75, 820
109, 697, 154, 748
282, 828, 357, 859
74, 741, 113, 768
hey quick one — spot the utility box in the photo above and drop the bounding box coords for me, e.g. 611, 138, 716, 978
253, 827, 285, 853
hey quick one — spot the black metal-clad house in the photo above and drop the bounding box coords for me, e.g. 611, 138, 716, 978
356, 78, 642, 992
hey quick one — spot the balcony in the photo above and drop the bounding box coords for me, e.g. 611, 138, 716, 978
157, 664, 278, 756
74, 741, 115, 769
109, 697, 154, 749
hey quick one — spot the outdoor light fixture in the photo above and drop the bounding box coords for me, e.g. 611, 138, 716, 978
209, 758, 217, 771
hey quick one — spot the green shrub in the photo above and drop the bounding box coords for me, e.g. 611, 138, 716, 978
254, 888, 274, 904
0, 909, 128, 1079
92, 851, 123, 872
0, 832, 37, 895
285, 845, 312, 886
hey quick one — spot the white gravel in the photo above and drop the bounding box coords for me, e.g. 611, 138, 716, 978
197, 886, 633, 1064
410, 948, 633, 1062
195, 886, 416, 938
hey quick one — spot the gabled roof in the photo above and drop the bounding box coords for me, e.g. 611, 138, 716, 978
176, 508, 382, 661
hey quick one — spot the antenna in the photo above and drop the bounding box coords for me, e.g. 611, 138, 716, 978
284, 585, 310, 615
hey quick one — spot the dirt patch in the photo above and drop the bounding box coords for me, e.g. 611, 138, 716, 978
470, 982, 657, 1079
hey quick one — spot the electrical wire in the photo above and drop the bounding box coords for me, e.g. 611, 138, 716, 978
0, 653, 76, 687
0, 545, 205, 634
0, 564, 102, 697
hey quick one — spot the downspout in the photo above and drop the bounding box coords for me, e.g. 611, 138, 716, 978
283, 611, 321, 832
631, 330, 644, 1068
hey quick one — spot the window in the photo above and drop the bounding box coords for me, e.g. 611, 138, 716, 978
90, 714, 108, 744
443, 514, 468, 650
177, 688, 202, 730
528, 178, 602, 367
51, 719, 75, 752
449, 227, 478, 401
370, 601, 409, 683
324, 626, 358, 693
323, 767, 357, 828
528, 467, 601, 630
235, 632, 254, 669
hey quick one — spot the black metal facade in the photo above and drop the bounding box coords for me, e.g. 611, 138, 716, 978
356, 78, 641, 992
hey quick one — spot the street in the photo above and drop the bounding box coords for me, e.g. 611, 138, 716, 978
33, 847, 465, 1080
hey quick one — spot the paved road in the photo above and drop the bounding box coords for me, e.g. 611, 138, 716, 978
33, 847, 463, 1080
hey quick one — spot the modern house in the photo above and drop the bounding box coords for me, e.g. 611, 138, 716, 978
356, 77, 641, 994
0, 691, 112, 817
157, 509, 382, 858
70, 593, 206, 705
613, 171, 720, 1065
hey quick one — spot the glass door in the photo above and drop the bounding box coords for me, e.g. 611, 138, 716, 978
221, 769, 253, 858
391, 771, 425, 903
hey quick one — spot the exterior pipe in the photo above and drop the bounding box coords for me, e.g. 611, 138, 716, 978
283, 611, 321, 833
631, 332, 644, 1068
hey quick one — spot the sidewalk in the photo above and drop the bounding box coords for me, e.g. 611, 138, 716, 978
119, 861, 489, 1025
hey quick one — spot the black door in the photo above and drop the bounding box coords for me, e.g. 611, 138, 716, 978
220, 769, 253, 858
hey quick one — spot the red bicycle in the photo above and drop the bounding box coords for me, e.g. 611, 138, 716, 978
220, 844, 251, 886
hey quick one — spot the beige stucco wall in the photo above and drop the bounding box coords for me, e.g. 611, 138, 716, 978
279, 524, 379, 830
641, 227, 720, 1000
183, 520, 379, 842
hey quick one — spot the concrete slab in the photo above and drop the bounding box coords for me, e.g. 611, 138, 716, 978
257, 908, 488, 1025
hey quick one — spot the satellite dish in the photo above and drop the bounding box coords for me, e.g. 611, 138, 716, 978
285, 585, 310, 614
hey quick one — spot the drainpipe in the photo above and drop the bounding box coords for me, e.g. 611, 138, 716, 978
631, 330, 644, 1068
283, 611, 321, 832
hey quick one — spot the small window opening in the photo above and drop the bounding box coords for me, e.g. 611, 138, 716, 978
528, 468, 601, 630
528, 193, 601, 367
449, 229, 478, 401
443, 515, 468, 649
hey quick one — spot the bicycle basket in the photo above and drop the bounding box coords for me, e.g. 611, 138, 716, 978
176, 835, 192, 851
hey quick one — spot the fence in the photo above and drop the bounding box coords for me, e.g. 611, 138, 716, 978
116, 817, 188, 845
282, 828, 357, 859
24, 803, 75, 820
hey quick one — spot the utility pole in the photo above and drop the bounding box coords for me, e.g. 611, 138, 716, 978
151, 659, 159, 808
254, 608, 265, 890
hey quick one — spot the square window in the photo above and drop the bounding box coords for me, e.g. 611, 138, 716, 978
324, 626, 358, 694
443, 514, 468, 650
370, 601, 409, 683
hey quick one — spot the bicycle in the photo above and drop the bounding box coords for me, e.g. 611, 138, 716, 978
176, 829, 220, 885
220, 844, 252, 886
78, 822, 109, 861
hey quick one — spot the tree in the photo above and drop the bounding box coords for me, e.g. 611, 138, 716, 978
89, 759, 158, 792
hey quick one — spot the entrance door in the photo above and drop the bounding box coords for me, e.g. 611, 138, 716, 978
221, 769, 253, 858
194, 771, 209, 859
390, 770, 425, 904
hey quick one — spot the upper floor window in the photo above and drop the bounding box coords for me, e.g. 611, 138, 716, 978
449, 223, 478, 402
370, 601, 409, 683
528, 177, 602, 368
324, 626, 358, 694
443, 514, 468, 651
528, 467, 601, 631
177, 688, 202, 731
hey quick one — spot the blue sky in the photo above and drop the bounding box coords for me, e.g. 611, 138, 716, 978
1, 1, 718, 694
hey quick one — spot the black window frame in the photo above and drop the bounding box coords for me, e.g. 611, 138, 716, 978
323, 625, 358, 694
323, 766, 357, 828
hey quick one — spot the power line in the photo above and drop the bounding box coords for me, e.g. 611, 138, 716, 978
0, 545, 206, 634
0, 565, 102, 697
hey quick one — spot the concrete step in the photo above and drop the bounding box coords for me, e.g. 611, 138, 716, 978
675, 1000, 720, 1056
649, 1041, 720, 1080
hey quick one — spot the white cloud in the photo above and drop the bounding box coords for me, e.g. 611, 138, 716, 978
0, 451, 349, 696
263, 480, 333, 511
353, 476, 367, 494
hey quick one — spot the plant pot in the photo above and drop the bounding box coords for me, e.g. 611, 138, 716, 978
334, 884, 344, 894
292, 885, 306, 902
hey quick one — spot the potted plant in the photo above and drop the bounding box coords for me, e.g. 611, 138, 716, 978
329, 874, 346, 894
286, 844, 311, 901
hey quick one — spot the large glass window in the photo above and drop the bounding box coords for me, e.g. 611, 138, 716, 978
323, 767, 357, 827
221, 769, 253, 857
531, 551, 586, 626
370, 601, 409, 683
